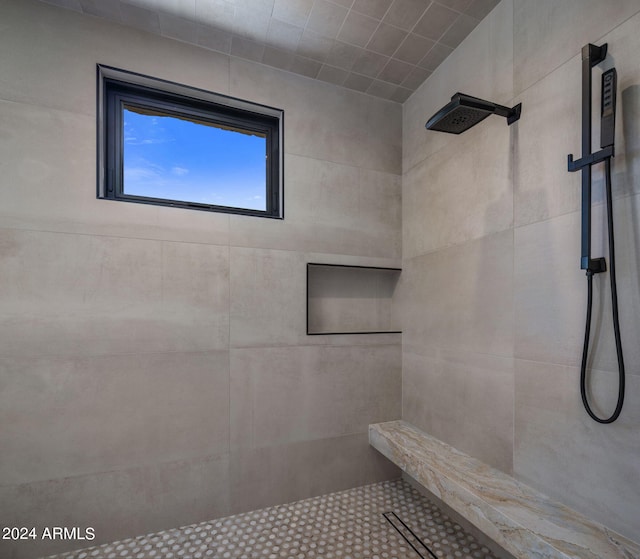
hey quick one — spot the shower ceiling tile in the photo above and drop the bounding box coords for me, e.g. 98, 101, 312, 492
306, 0, 349, 38
326, 40, 363, 70
402, 66, 432, 90
394, 33, 435, 65
194, 0, 235, 28
79, 0, 123, 19
378, 58, 414, 84
297, 27, 334, 61
351, 0, 393, 20
159, 11, 199, 42
272, 0, 313, 26
232, 7, 270, 41
383, 0, 431, 31
39, 0, 497, 103
291, 55, 323, 78
367, 22, 407, 56
464, 0, 500, 20
262, 45, 295, 70
343, 72, 374, 92
41, 0, 82, 10
336, 10, 379, 47
266, 18, 304, 50
331, 0, 355, 7
156, 0, 196, 20
196, 24, 232, 53
230, 35, 265, 62
433, 0, 473, 13
439, 13, 480, 49
367, 79, 398, 100
317, 63, 349, 85
120, 2, 161, 33
351, 49, 390, 77
391, 86, 412, 103
413, 2, 458, 40
418, 42, 454, 70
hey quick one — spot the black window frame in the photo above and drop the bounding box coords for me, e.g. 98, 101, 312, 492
97, 65, 284, 219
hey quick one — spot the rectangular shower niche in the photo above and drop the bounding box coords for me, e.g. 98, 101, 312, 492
306, 263, 401, 335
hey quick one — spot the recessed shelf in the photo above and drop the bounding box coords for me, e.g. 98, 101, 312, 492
306, 263, 402, 335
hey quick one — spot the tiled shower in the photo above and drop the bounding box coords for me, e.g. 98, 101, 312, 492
1, 1, 639, 558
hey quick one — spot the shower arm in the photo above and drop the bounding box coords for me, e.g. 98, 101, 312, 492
567, 43, 611, 274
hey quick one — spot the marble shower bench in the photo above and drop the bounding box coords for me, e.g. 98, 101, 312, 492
369, 420, 640, 559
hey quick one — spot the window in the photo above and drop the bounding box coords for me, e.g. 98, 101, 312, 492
97, 65, 283, 218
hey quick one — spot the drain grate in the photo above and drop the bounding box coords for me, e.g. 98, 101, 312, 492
383, 511, 438, 559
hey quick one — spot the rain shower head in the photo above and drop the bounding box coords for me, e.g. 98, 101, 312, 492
425, 93, 522, 134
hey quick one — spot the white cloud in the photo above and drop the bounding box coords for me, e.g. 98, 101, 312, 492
171, 166, 189, 176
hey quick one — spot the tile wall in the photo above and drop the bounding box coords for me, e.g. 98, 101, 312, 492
401, 0, 640, 542
0, 1, 402, 557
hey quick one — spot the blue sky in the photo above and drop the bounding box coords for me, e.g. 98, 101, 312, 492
123, 106, 267, 211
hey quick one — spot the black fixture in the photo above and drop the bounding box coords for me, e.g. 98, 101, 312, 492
425, 93, 521, 134
567, 43, 625, 424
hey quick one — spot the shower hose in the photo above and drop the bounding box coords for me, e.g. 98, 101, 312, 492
581, 157, 626, 423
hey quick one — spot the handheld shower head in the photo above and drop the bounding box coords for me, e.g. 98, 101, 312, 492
425, 93, 521, 134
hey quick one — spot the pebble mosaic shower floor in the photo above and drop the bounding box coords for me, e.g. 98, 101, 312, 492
45, 479, 500, 559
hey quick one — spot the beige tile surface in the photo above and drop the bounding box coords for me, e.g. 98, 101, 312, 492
400, 230, 514, 358
228, 434, 400, 515
0, 351, 230, 485
514, 359, 640, 542
230, 154, 401, 257
0, 0, 230, 116
229, 58, 402, 174
0, 99, 231, 245
0, 230, 230, 357
513, 0, 640, 94
403, 350, 514, 473
513, 57, 582, 227
0, 453, 230, 559
514, 203, 640, 375
230, 344, 401, 450
403, 117, 513, 258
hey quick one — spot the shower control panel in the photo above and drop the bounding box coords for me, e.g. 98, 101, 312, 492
601, 68, 617, 149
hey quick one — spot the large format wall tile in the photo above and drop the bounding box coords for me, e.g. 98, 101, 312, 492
403, 117, 513, 258
515, 7, 640, 229
230, 246, 402, 348
514, 212, 586, 367
514, 358, 640, 541
0, 99, 231, 245
403, 349, 514, 474
230, 155, 401, 257
230, 58, 402, 175
0, 229, 230, 356
513, 0, 640, 94
0, 350, 229, 485
513, 57, 582, 227
514, 202, 640, 375
230, 247, 308, 347
230, 344, 401, 451
229, 433, 399, 515
0, 0, 230, 116
402, 0, 514, 174
400, 230, 514, 358
0, 453, 230, 559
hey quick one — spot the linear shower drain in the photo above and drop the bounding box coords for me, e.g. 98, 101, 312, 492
383, 511, 438, 559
